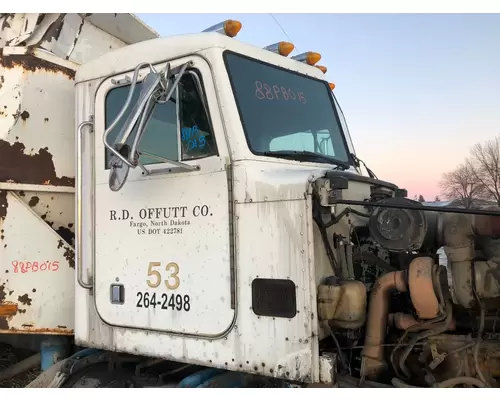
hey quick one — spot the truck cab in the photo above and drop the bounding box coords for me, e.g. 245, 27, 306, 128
3, 14, 500, 389
76, 22, 372, 383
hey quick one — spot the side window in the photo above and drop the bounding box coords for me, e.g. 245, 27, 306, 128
104, 71, 217, 169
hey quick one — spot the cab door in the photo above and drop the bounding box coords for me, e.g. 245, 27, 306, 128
92, 55, 235, 337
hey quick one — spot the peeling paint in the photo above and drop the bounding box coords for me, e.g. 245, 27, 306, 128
0, 282, 6, 302
63, 246, 75, 269
0, 14, 14, 31
20, 110, 30, 121
0, 190, 7, 220
18, 293, 32, 306
0, 53, 76, 79
0, 302, 18, 316
7, 325, 73, 335
55, 226, 73, 244
0, 140, 74, 186
28, 196, 39, 207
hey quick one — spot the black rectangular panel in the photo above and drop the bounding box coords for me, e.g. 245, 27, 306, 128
251, 278, 297, 319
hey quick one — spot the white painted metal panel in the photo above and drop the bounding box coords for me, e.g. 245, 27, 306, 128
0, 191, 74, 333
67, 18, 128, 66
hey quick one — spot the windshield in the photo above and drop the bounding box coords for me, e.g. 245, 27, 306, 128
223, 51, 352, 166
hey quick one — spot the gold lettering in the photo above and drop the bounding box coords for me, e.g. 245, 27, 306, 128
147, 262, 161, 288
146, 262, 180, 290
165, 262, 180, 290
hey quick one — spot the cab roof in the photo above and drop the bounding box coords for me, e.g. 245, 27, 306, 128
75, 32, 327, 83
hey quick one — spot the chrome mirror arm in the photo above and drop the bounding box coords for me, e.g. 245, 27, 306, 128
103, 62, 156, 168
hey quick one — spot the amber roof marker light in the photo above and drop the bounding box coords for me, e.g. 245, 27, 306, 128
264, 41, 295, 57
203, 19, 242, 37
291, 51, 321, 65
316, 65, 327, 74
329, 83, 336, 91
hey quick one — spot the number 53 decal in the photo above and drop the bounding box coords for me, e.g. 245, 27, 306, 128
147, 262, 180, 290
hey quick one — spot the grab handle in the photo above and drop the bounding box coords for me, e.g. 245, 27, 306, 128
76, 120, 93, 290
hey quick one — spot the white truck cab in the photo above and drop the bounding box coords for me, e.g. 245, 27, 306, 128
75, 25, 366, 382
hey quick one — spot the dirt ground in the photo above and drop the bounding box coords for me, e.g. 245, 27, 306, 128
0, 343, 40, 388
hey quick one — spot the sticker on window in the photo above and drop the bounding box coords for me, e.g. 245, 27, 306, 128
182, 125, 206, 153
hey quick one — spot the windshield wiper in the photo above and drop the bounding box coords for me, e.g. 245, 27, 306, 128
263, 150, 350, 170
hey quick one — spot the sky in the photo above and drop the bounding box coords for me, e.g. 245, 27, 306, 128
137, 13, 500, 200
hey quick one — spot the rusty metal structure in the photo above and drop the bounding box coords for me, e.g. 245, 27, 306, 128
0, 13, 158, 334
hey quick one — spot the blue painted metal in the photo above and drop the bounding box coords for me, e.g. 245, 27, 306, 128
69, 348, 101, 360
40, 336, 69, 371
177, 367, 294, 388
177, 368, 225, 388
196, 371, 253, 388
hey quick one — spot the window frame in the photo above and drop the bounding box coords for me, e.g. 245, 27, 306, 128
102, 67, 219, 171
222, 50, 355, 167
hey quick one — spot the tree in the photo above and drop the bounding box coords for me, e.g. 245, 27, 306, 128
439, 162, 484, 209
435, 195, 441, 202
469, 136, 500, 206
418, 195, 425, 203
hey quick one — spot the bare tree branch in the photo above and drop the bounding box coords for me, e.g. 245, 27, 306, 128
439, 161, 485, 208
469, 136, 500, 206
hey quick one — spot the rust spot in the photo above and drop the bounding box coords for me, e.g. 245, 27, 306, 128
56, 226, 74, 245
0, 53, 76, 79
18, 294, 32, 306
4, 270, 8, 273
63, 246, 75, 269
28, 196, 39, 207
0, 140, 74, 187
8, 325, 73, 335
18, 309, 26, 314
0, 303, 18, 316
9, 291, 13, 296
68, 223, 74, 228
20, 110, 30, 121
0, 283, 6, 302
32, 288, 36, 293
19, 190, 25, 197
0, 317, 8, 330
57, 239, 63, 249
44, 117, 49, 123
57, 325, 67, 329
0, 190, 7, 220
